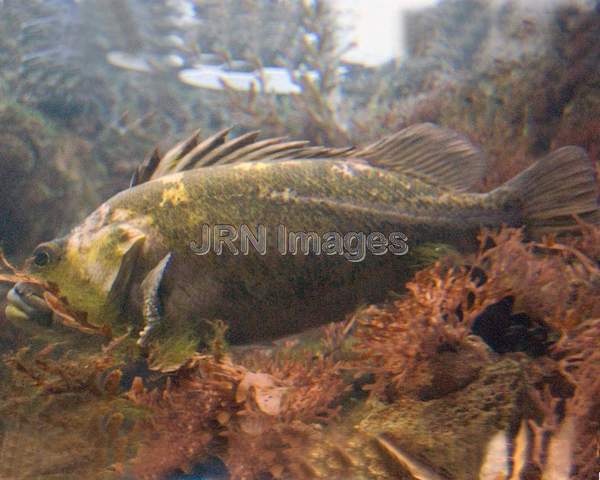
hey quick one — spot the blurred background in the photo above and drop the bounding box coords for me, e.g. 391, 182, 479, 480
0, 0, 598, 258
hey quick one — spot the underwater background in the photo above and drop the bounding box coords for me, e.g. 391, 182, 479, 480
0, 0, 599, 479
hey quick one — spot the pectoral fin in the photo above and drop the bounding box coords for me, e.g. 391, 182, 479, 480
138, 253, 199, 372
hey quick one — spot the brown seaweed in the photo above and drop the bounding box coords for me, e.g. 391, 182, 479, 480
127, 325, 350, 480
1, 224, 599, 478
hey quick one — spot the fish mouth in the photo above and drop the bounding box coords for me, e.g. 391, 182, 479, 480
5, 282, 53, 327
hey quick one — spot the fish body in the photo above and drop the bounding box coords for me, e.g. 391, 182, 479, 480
6, 124, 599, 371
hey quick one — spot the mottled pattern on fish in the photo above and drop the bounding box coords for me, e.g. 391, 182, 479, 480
114, 157, 506, 250
5, 124, 600, 371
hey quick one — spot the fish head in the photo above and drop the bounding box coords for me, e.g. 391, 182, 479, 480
5, 209, 146, 335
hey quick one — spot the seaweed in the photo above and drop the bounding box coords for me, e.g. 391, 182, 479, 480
220, 0, 350, 146
127, 322, 350, 480
1, 224, 599, 478
349, 224, 600, 477
0, 2, 598, 476
550, 318, 600, 479
347, 3, 600, 191
0, 339, 141, 480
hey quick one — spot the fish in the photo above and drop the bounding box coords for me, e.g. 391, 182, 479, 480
5, 124, 600, 371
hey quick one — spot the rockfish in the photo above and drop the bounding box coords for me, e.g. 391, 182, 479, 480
5, 124, 599, 371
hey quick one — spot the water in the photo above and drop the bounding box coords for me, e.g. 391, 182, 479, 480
0, 0, 598, 479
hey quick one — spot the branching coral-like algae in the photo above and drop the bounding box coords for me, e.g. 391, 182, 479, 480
1, 2, 598, 477
1, 123, 599, 479
1, 223, 599, 479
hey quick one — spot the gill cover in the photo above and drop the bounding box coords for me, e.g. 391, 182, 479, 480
105, 226, 146, 306
49, 222, 147, 328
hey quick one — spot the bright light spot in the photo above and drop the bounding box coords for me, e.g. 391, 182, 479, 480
332, 0, 440, 66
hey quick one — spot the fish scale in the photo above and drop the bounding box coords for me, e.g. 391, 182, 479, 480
5, 123, 599, 372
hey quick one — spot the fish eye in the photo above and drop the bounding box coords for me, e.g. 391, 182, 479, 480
31, 242, 61, 268
34, 250, 51, 267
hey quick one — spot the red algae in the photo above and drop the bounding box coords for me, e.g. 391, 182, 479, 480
1, 224, 599, 478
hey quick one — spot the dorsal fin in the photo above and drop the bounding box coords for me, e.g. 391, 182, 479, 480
355, 123, 487, 191
129, 123, 486, 190
180, 130, 260, 169
155, 127, 232, 177
129, 128, 356, 187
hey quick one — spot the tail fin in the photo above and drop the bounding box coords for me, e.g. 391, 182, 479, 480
497, 146, 600, 237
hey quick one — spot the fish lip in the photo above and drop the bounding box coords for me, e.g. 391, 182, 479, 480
5, 282, 53, 327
